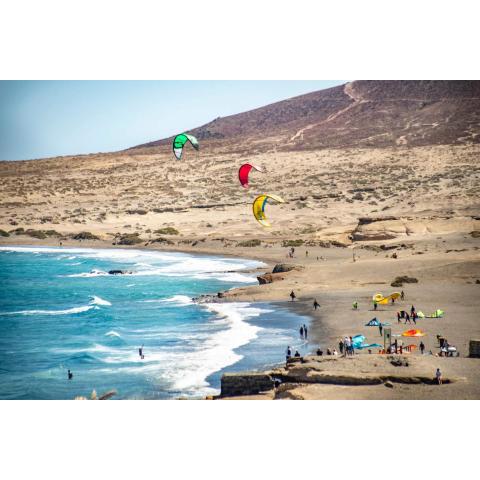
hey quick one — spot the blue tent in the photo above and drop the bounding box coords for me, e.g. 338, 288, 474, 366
365, 318, 380, 326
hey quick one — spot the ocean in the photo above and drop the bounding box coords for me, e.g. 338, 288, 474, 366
0, 246, 310, 399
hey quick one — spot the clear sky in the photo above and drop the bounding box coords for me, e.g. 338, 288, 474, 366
0, 81, 344, 161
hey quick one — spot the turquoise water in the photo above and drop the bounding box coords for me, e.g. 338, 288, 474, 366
0, 246, 310, 399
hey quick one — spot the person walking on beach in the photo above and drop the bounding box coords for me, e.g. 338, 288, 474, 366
410, 305, 416, 317
397, 311, 401, 323
420, 341, 425, 355
401, 290, 405, 300
350, 336, 355, 355
290, 290, 296, 302
373, 301, 378, 311
68, 369, 73, 380
412, 311, 417, 324
404, 312, 411, 324
303, 324, 308, 339
436, 368, 442, 385
394, 338, 398, 354
306, 250, 309, 258
379, 323, 383, 336
299, 325, 304, 338
286, 346, 292, 362
313, 299, 320, 310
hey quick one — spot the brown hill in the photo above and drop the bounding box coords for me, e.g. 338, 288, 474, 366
131, 81, 480, 153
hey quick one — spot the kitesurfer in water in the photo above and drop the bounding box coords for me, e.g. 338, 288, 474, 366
68, 370, 73, 380
139, 345, 144, 359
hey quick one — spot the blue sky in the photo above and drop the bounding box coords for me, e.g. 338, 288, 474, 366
0, 81, 344, 161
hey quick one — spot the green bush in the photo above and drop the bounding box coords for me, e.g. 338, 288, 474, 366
25, 229, 47, 239
237, 239, 261, 247
72, 231, 100, 240
154, 227, 179, 235
0, 229, 10, 237
116, 233, 143, 245
151, 237, 174, 245
282, 239, 304, 247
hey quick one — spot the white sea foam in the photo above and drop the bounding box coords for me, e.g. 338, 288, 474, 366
142, 295, 193, 306
93, 302, 270, 395
0, 246, 263, 281
90, 295, 112, 306
105, 331, 122, 338
1, 305, 95, 316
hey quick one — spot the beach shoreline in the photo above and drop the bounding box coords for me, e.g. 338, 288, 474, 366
1, 223, 480, 399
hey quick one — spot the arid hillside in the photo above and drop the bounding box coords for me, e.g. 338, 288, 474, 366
132, 81, 480, 153
0, 81, 479, 247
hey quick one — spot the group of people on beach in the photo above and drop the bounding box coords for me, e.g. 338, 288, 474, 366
339, 336, 355, 356
397, 305, 417, 324
285, 346, 301, 362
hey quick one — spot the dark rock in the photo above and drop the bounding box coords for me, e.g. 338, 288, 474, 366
257, 273, 285, 285
272, 263, 304, 274
221, 372, 274, 397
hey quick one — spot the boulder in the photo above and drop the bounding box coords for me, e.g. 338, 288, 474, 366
257, 272, 286, 284
272, 263, 304, 274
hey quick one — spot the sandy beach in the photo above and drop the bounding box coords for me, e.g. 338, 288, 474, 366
1, 84, 479, 399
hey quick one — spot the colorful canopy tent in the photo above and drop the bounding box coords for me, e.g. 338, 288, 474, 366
238, 163, 263, 188
372, 292, 401, 305
172, 133, 199, 160
252, 194, 285, 227
402, 329, 426, 337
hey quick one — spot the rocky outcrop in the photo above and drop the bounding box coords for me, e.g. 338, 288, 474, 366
221, 372, 275, 397
272, 263, 304, 274
257, 272, 286, 285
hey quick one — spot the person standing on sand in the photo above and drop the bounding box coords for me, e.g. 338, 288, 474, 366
313, 299, 320, 310
290, 290, 296, 302
379, 323, 383, 336
404, 312, 411, 324
339, 338, 344, 355
306, 250, 309, 257
394, 339, 398, 354
420, 341, 425, 355
353, 301, 358, 310
373, 301, 378, 311
436, 368, 442, 385
397, 311, 401, 323
299, 325, 304, 338
411, 305, 416, 317
401, 290, 405, 300
343, 336, 350, 356
286, 346, 292, 362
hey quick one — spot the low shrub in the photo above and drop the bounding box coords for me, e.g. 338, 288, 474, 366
237, 239, 261, 247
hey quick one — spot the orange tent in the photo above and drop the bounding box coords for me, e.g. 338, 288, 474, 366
402, 329, 425, 337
